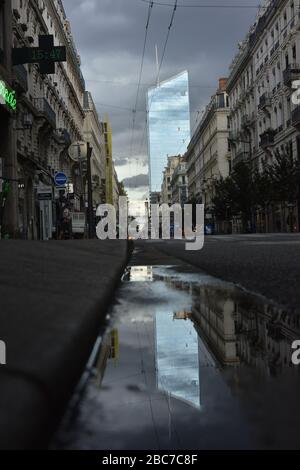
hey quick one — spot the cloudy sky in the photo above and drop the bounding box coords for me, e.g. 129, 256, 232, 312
63, 0, 262, 201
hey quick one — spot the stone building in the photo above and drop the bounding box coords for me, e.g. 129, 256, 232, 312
101, 117, 113, 206
83, 91, 106, 211
227, 0, 300, 233
112, 163, 120, 213
161, 155, 182, 205
170, 158, 188, 206
186, 78, 231, 227
0, 0, 15, 238
8, 0, 86, 239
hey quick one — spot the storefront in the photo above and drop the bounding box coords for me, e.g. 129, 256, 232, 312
37, 184, 53, 241
0, 75, 17, 238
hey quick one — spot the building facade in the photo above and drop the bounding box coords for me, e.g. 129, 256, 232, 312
0, 0, 15, 239
83, 91, 106, 211
7, 0, 86, 240
170, 157, 188, 206
112, 163, 120, 213
101, 118, 113, 206
227, 0, 300, 233
161, 155, 182, 205
147, 70, 191, 196
186, 78, 231, 228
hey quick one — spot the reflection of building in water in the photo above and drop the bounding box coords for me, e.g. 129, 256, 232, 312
155, 308, 200, 409
159, 272, 300, 376
192, 285, 240, 366
190, 283, 300, 375
94, 329, 119, 387
124, 266, 153, 283
234, 301, 300, 375
173, 310, 192, 321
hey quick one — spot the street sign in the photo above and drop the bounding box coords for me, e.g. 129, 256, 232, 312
54, 172, 68, 187
68, 141, 88, 162
12, 35, 67, 75
38, 193, 52, 201
37, 185, 52, 199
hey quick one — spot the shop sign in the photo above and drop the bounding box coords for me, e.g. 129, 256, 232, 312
0, 79, 17, 111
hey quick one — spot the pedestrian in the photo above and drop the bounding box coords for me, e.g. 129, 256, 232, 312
59, 207, 72, 240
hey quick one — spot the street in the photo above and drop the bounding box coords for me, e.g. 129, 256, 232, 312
144, 233, 300, 313
52, 236, 300, 450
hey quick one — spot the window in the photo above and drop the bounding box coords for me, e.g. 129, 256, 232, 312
0, 2, 4, 59
291, 2, 295, 17
297, 136, 300, 161
283, 12, 287, 26
290, 141, 293, 158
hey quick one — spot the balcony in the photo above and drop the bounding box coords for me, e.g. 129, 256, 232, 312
233, 151, 250, 167
228, 130, 239, 142
259, 93, 272, 110
291, 106, 300, 128
283, 63, 300, 87
241, 113, 255, 128
13, 64, 28, 93
260, 129, 276, 149
92, 174, 100, 187
33, 98, 56, 129
56, 128, 72, 146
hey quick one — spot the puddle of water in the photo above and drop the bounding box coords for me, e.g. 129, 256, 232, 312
53, 266, 300, 450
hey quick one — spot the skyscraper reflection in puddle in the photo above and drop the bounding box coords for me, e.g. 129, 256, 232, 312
155, 306, 201, 409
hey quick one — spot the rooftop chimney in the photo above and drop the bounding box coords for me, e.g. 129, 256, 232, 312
218, 77, 227, 92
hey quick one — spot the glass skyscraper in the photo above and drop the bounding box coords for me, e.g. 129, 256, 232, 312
147, 70, 191, 194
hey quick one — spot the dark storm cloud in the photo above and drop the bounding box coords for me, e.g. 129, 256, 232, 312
114, 156, 147, 167
122, 174, 149, 188
114, 157, 129, 167
62, 0, 261, 187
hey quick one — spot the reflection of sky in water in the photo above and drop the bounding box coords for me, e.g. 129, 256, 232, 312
155, 308, 200, 409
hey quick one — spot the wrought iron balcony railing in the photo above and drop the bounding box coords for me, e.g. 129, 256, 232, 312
291, 106, 300, 127
259, 93, 272, 110
283, 63, 300, 87
260, 129, 276, 148
33, 98, 56, 129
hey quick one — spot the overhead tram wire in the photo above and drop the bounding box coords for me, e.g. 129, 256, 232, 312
136, 0, 266, 162
137, 0, 178, 164
137, 0, 266, 9
92, 7, 300, 119
85, 77, 216, 89
130, 1, 154, 162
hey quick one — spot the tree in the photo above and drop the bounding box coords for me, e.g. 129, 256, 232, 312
117, 181, 128, 197
212, 153, 300, 233
267, 148, 300, 205
267, 148, 300, 232
212, 177, 234, 221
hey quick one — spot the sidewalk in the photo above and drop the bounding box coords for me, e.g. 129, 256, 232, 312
0, 240, 129, 449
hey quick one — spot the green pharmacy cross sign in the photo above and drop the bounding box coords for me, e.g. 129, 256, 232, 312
12, 35, 66, 74
0, 80, 17, 111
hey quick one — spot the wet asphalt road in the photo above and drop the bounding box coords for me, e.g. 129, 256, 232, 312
52, 240, 300, 450
138, 234, 300, 314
